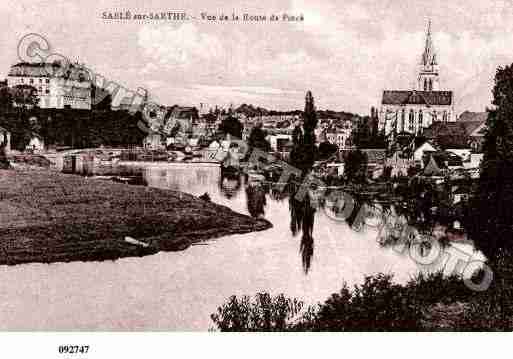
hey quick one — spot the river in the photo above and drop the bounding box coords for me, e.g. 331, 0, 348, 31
0, 163, 484, 330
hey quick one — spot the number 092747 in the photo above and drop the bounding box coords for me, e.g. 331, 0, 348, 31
58, 345, 89, 354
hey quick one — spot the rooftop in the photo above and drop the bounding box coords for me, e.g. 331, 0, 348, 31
8, 62, 90, 81
382, 90, 453, 106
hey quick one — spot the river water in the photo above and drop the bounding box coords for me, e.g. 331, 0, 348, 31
0, 163, 483, 330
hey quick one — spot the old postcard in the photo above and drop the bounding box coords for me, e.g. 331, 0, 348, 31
0, 0, 512, 356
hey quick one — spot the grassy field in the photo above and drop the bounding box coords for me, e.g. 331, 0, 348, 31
0, 168, 272, 265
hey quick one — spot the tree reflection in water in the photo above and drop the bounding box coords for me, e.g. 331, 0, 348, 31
218, 173, 242, 199
246, 183, 267, 218
289, 186, 316, 274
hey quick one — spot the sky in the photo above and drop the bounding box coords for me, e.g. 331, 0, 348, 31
1, 0, 513, 115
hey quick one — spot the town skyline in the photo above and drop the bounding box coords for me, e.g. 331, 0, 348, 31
1, 0, 512, 114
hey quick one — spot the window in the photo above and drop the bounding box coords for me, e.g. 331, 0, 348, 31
433, 110, 437, 122
401, 109, 405, 132
409, 110, 415, 132
418, 110, 423, 133
443, 111, 448, 122
45, 89, 50, 94
45, 79, 50, 83
29, 78, 34, 84
424, 79, 428, 91
428, 79, 433, 91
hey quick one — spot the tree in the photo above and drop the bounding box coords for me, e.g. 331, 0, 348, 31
219, 115, 243, 139
344, 150, 368, 183
303, 90, 317, 145
0, 139, 9, 169
247, 122, 270, 152
290, 91, 318, 172
288, 91, 320, 274
0, 86, 12, 111
467, 64, 513, 260
318, 141, 338, 160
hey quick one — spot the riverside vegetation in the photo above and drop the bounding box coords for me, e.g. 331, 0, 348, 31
211, 270, 513, 331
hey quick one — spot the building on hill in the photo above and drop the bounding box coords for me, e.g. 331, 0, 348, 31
7, 62, 92, 109
379, 21, 454, 139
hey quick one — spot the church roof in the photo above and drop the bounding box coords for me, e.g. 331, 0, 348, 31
382, 90, 452, 106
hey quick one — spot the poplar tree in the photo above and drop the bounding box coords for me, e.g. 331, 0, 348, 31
290, 91, 318, 172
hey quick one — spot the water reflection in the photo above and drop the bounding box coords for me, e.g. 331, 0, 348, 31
245, 183, 267, 218
140, 163, 479, 277
289, 192, 316, 274
219, 175, 242, 199
288, 185, 316, 274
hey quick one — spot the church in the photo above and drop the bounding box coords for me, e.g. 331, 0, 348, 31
378, 21, 455, 138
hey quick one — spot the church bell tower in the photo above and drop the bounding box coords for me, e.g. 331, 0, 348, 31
417, 20, 440, 91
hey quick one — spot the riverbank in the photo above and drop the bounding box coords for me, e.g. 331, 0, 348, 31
0, 168, 272, 265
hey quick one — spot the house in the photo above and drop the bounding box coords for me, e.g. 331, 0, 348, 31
423, 151, 463, 176
462, 153, 483, 179
446, 148, 471, 162
143, 133, 164, 150
7, 62, 92, 109
326, 162, 345, 176
413, 141, 437, 168
325, 128, 353, 151
457, 111, 487, 153
385, 150, 415, 177
26, 133, 45, 153
266, 133, 293, 152
422, 122, 470, 150
0, 126, 11, 153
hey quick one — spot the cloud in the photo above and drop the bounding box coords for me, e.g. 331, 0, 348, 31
138, 23, 225, 67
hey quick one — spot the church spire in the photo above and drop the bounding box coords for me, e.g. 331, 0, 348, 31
417, 19, 440, 91
422, 19, 437, 66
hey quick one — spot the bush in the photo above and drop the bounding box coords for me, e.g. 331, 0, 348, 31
212, 274, 425, 331
310, 274, 421, 331
210, 271, 500, 331
210, 293, 304, 331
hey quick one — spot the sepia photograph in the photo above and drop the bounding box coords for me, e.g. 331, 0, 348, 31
1, 0, 513, 356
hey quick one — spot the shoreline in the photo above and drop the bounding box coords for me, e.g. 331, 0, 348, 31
0, 167, 272, 266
